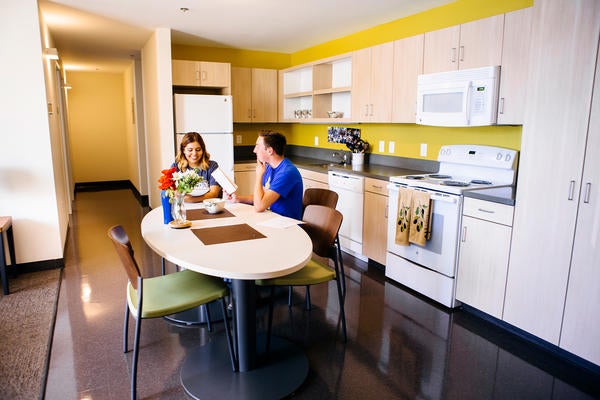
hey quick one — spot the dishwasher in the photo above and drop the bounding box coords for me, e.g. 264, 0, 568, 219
328, 171, 367, 261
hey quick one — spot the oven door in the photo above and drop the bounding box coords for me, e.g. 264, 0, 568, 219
386, 183, 462, 277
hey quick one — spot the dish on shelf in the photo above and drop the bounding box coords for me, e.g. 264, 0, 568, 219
327, 111, 344, 118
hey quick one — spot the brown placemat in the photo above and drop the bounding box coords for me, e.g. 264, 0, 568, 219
191, 223, 266, 245
186, 208, 235, 220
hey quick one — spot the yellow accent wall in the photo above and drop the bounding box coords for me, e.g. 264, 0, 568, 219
67, 71, 130, 182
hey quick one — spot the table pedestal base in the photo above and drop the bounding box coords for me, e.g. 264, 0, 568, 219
181, 334, 308, 400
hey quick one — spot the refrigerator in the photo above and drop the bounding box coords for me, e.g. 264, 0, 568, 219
174, 94, 234, 178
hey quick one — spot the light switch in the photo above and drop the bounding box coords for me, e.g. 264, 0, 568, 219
236, 135, 242, 144
388, 141, 395, 154
420, 143, 428, 157
314, 136, 319, 146
378, 140, 385, 153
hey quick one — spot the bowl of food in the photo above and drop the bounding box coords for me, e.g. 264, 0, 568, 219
327, 111, 344, 118
190, 181, 210, 197
203, 198, 226, 214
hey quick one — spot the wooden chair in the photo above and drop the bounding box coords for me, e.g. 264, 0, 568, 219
257, 205, 347, 349
0, 216, 16, 295
107, 225, 236, 399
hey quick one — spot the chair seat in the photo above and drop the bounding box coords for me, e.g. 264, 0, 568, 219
256, 258, 335, 287
128, 269, 228, 319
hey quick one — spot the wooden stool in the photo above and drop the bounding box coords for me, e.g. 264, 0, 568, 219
0, 217, 16, 295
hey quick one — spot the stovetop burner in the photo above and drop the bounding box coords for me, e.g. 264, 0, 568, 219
471, 179, 492, 185
428, 174, 452, 179
405, 175, 425, 180
442, 180, 470, 187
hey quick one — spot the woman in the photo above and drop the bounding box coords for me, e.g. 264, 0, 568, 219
173, 132, 221, 203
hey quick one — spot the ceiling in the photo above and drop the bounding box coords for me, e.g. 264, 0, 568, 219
39, 0, 452, 73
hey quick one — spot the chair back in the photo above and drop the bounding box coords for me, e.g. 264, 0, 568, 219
108, 225, 142, 290
302, 188, 338, 211
302, 205, 343, 258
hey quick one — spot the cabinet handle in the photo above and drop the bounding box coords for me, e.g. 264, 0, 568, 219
195, 70, 200, 81
370, 104, 374, 116
201, 71, 207, 81
459, 46, 465, 62
247, 109, 252, 118
568, 180, 576, 200
477, 208, 495, 214
364, 104, 369, 117
253, 109, 256, 118
461, 226, 467, 242
499, 98, 505, 114
451, 47, 457, 63
583, 182, 592, 204
385, 201, 388, 219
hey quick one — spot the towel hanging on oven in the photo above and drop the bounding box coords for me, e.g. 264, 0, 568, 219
408, 190, 432, 246
395, 187, 412, 246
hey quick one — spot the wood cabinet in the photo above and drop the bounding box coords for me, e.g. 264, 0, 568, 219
231, 67, 278, 122
233, 163, 256, 195
298, 168, 328, 191
351, 42, 394, 122
362, 178, 388, 265
391, 34, 424, 123
503, 0, 600, 351
280, 55, 352, 122
423, 14, 504, 74
497, 7, 533, 125
172, 60, 231, 88
456, 198, 513, 319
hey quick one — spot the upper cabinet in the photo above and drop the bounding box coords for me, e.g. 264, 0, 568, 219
497, 7, 533, 125
280, 55, 352, 122
172, 60, 231, 88
423, 14, 504, 73
392, 34, 424, 123
351, 42, 394, 122
231, 67, 278, 123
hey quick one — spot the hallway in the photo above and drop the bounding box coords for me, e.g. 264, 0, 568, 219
45, 189, 599, 399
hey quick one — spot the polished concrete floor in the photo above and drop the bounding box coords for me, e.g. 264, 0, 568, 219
45, 189, 600, 399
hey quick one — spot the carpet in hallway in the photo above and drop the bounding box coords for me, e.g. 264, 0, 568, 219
0, 269, 62, 400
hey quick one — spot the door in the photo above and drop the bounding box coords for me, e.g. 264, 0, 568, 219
392, 34, 424, 123
231, 67, 252, 122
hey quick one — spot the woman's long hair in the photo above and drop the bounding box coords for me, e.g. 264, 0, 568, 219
175, 132, 211, 171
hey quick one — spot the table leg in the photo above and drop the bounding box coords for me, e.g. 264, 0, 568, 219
232, 279, 256, 371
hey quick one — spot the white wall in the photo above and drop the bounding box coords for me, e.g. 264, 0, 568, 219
141, 28, 174, 209
0, 0, 67, 263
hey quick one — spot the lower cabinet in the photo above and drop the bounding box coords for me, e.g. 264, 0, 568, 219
233, 163, 256, 195
298, 168, 328, 191
363, 178, 388, 265
456, 198, 513, 319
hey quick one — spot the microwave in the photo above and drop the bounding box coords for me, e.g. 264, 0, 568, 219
416, 66, 500, 127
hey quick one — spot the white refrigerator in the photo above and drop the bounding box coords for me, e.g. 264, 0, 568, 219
174, 94, 234, 178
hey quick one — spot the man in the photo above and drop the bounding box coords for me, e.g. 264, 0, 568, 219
227, 131, 303, 220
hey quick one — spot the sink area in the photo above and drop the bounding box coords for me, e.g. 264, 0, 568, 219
307, 162, 346, 169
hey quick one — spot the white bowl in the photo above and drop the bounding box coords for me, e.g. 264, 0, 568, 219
203, 198, 225, 214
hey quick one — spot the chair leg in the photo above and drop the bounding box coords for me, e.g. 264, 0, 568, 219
123, 302, 129, 353
132, 315, 142, 400
205, 304, 213, 332
305, 286, 311, 310
287, 286, 293, 307
334, 259, 347, 343
220, 298, 238, 372
161, 258, 165, 275
336, 235, 346, 297
266, 286, 275, 353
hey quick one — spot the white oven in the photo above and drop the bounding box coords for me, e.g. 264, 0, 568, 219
385, 145, 518, 308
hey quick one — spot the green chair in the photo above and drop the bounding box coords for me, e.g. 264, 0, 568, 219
108, 225, 236, 400
257, 205, 347, 349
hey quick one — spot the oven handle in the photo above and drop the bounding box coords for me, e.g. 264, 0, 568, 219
387, 184, 458, 203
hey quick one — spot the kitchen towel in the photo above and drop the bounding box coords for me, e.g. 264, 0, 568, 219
409, 190, 432, 246
395, 187, 413, 246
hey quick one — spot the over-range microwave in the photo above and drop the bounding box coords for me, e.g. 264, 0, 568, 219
416, 65, 500, 127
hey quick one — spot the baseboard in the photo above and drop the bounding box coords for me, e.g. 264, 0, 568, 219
74, 180, 148, 207
12, 258, 64, 274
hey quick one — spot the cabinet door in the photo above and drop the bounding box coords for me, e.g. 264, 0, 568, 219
251, 68, 278, 122
351, 47, 372, 120
423, 25, 460, 73
363, 189, 388, 265
234, 164, 257, 195
560, 49, 600, 365
232, 67, 253, 122
456, 215, 512, 319
458, 14, 504, 70
503, 0, 599, 344
497, 7, 532, 125
392, 34, 424, 123
172, 60, 199, 86
199, 61, 230, 87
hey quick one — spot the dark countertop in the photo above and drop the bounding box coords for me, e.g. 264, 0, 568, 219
463, 186, 516, 206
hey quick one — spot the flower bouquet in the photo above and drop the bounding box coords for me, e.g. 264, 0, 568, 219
158, 167, 204, 225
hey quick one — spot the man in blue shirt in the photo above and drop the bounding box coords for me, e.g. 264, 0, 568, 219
227, 131, 303, 220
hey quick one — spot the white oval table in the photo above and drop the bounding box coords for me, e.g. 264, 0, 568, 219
141, 202, 312, 400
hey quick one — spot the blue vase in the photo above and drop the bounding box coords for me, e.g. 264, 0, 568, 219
161, 191, 173, 224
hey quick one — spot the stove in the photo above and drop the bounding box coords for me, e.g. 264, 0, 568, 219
385, 144, 518, 308
390, 145, 518, 195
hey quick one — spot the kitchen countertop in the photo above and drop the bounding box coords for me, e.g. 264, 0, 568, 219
463, 186, 516, 206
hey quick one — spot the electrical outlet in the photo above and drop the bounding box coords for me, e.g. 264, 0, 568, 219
388, 141, 395, 154
314, 136, 319, 146
378, 140, 385, 153
235, 135, 242, 144
420, 143, 428, 157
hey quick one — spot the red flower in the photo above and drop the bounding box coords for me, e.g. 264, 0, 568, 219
157, 167, 177, 191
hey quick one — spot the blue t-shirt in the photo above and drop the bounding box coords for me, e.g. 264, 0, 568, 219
262, 158, 303, 220
171, 160, 219, 187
